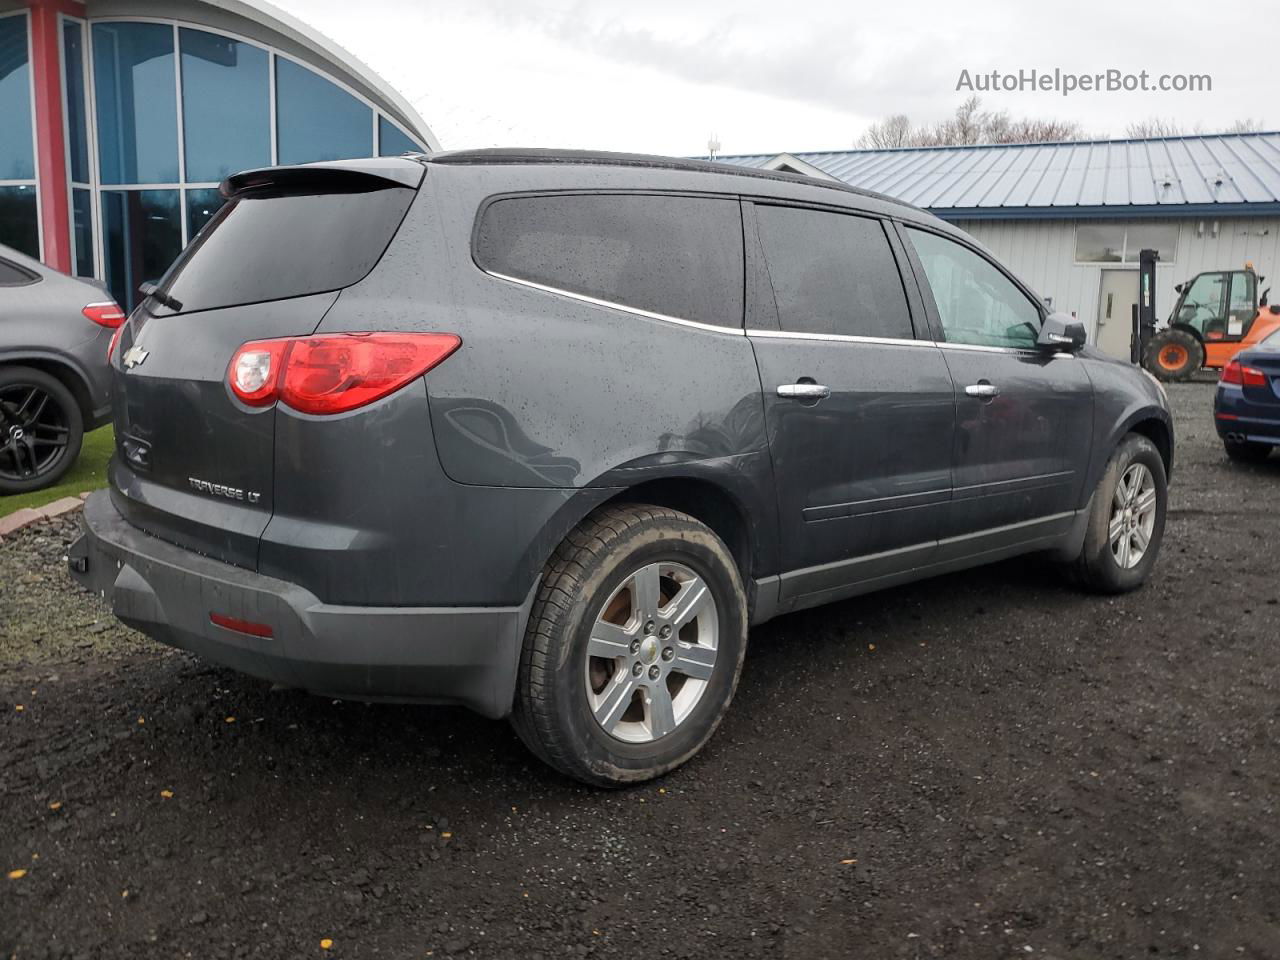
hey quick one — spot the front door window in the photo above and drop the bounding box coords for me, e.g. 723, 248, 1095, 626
1175, 272, 1229, 339
905, 228, 1041, 348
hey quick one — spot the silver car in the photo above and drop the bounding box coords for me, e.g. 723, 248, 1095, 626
0, 243, 120, 494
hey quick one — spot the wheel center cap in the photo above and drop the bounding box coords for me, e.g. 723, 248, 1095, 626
639, 636, 660, 665
8, 427, 22, 443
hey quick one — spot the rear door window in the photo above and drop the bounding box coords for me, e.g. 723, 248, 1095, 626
474, 193, 744, 329
154, 183, 416, 314
753, 204, 913, 340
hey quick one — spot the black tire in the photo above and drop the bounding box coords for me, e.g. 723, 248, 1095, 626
511, 504, 748, 787
0, 365, 84, 495
1143, 329, 1204, 382
1072, 434, 1168, 594
1224, 439, 1273, 463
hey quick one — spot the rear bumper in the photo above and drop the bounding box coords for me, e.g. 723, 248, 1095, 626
69, 491, 532, 718
1214, 389, 1280, 445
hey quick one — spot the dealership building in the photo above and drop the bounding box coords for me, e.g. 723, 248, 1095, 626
719, 133, 1280, 357
1, 0, 438, 309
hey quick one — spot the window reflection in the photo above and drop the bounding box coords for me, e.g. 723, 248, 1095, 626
102, 190, 181, 310
0, 186, 39, 258
276, 57, 372, 164
379, 117, 421, 157
185, 187, 226, 239
93, 22, 178, 184
181, 29, 270, 182
0, 14, 34, 181
62, 20, 90, 184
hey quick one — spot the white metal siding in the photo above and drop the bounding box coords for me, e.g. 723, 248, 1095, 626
957, 217, 1280, 343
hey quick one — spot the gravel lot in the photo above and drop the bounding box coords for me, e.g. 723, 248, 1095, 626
3, 379, 1279, 960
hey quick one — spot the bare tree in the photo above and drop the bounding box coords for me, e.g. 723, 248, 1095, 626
1125, 117, 1184, 138
1224, 118, 1264, 133
857, 97, 1087, 148
857, 114, 914, 149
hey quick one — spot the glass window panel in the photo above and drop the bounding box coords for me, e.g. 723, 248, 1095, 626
101, 189, 181, 311
180, 29, 270, 183
1075, 224, 1123, 262
162, 185, 414, 314
378, 116, 421, 157
1122, 223, 1179, 263
475, 194, 744, 328
184, 187, 226, 241
0, 185, 39, 258
908, 228, 1041, 349
62, 19, 90, 184
754, 205, 912, 339
71, 188, 94, 277
93, 22, 178, 185
0, 14, 35, 181
276, 58, 372, 164
1173, 271, 1228, 337
0, 256, 39, 285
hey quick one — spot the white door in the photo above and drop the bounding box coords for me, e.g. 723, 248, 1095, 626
1097, 270, 1138, 359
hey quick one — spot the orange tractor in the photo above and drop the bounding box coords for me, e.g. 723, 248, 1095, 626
1144, 264, 1280, 381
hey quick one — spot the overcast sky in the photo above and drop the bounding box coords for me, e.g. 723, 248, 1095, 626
273, 0, 1269, 156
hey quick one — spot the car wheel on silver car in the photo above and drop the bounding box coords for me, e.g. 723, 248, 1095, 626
0, 365, 84, 495
1072, 433, 1168, 593
512, 504, 748, 787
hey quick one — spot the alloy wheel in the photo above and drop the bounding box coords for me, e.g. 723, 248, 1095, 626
585, 560, 718, 744
1109, 462, 1157, 569
0, 383, 72, 484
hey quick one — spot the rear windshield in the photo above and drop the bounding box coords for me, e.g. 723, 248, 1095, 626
154, 184, 415, 314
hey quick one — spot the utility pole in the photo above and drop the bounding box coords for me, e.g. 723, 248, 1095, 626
707, 135, 721, 161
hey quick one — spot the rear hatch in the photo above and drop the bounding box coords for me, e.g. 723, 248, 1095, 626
109, 158, 423, 569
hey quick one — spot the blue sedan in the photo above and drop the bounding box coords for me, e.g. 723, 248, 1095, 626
1215, 328, 1280, 463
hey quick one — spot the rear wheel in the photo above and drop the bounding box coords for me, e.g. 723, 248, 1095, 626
1143, 329, 1203, 382
0, 366, 84, 495
1224, 439, 1273, 463
1072, 433, 1168, 594
511, 504, 748, 787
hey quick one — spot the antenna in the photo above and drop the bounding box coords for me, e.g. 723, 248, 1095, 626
707, 134, 721, 161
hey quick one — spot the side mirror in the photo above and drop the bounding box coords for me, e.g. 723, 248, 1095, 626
1037, 312, 1087, 352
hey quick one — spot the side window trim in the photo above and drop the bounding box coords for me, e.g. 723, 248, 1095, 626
744, 199, 924, 345
895, 220, 1046, 352
0, 257, 40, 287
470, 189, 748, 335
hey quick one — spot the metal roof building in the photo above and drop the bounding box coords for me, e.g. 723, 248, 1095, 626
715, 133, 1280, 357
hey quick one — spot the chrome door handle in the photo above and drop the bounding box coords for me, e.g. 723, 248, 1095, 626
777, 383, 831, 400
965, 383, 1000, 399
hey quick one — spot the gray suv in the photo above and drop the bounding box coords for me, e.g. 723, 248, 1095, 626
71, 151, 1173, 786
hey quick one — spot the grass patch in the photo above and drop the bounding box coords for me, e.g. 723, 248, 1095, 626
1, 425, 113, 518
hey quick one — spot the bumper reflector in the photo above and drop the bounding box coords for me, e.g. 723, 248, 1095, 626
209, 612, 274, 638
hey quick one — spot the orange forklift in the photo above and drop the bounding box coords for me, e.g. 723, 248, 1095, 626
1144, 264, 1280, 381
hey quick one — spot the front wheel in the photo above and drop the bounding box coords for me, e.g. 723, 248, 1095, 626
1072, 433, 1168, 593
511, 504, 748, 787
1143, 329, 1203, 382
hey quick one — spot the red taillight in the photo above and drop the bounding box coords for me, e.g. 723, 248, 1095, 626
1223, 359, 1268, 386
227, 332, 461, 414
209, 612, 274, 638
107, 326, 124, 363
83, 301, 126, 328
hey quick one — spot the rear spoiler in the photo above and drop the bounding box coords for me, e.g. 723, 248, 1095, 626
221, 157, 426, 199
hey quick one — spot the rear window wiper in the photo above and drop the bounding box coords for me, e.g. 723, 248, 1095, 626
139, 281, 184, 312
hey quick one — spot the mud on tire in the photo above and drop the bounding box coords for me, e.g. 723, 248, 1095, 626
510, 504, 748, 788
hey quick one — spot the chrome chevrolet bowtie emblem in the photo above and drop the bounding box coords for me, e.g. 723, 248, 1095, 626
122, 345, 149, 369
